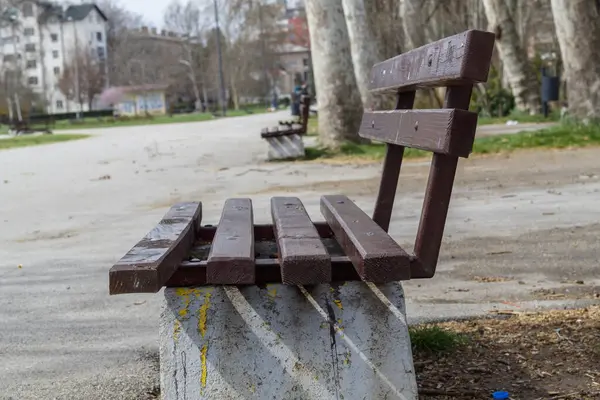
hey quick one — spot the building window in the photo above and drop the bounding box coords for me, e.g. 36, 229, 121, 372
1, 36, 17, 45
96, 32, 102, 42
26, 59, 36, 69
22, 3, 33, 17
302, 58, 308, 67
56, 100, 63, 109
25, 43, 35, 52
3, 54, 14, 62
53, 66, 60, 75
24, 27, 35, 36
52, 50, 59, 58
50, 33, 58, 42
97, 46, 105, 59
28, 76, 38, 85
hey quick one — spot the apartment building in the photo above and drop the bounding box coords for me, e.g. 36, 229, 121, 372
0, 1, 108, 114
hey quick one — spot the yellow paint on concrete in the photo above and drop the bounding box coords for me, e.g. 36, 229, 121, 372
175, 288, 201, 297
200, 344, 208, 388
198, 290, 212, 338
267, 285, 277, 299
173, 319, 181, 342
176, 288, 197, 320
334, 299, 343, 310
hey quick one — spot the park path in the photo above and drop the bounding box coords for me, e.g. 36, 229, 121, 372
0, 112, 597, 399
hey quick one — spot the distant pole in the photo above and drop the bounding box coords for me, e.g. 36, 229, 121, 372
213, 0, 226, 116
258, 1, 270, 107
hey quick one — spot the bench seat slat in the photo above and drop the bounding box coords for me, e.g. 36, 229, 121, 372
109, 202, 202, 294
206, 198, 255, 284
359, 109, 478, 157
271, 197, 331, 284
320, 195, 410, 282
369, 30, 495, 93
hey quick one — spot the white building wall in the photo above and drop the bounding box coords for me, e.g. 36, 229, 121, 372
0, 2, 108, 115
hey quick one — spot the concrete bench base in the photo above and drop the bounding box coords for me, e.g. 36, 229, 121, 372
265, 133, 305, 160
160, 282, 417, 400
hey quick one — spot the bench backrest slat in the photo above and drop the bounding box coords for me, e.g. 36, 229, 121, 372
369, 30, 495, 94
359, 109, 478, 157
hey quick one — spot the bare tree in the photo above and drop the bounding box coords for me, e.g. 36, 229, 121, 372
342, 0, 381, 110
58, 49, 105, 110
482, 0, 540, 114
164, 0, 205, 110
96, 0, 145, 85
306, 0, 363, 148
550, 0, 600, 121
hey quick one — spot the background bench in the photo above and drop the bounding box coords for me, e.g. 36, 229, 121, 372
260, 95, 311, 160
109, 29, 495, 400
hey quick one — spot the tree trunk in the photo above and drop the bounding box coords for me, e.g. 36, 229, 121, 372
341, 0, 381, 110
550, 0, 600, 121
400, 0, 425, 49
305, 0, 364, 148
230, 75, 239, 111
482, 0, 540, 114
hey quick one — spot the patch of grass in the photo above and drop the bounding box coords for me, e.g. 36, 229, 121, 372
0, 134, 89, 150
409, 325, 467, 354
305, 122, 600, 162
473, 122, 600, 152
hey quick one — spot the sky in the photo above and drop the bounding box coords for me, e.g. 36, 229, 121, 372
116, 0, 303, 29
120, 0, 172, 28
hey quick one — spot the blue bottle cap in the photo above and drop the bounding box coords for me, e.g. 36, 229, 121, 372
493, 391, 509, 399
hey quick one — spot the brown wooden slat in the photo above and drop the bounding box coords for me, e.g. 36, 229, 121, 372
369, 30, 495, 93
271, 197, 331, 284
320, 195, 410, 282
206, 198, 255, 284
109, 202, 202, 295
359, 108, 478, 157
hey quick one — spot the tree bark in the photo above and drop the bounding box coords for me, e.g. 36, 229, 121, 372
550, 0, 600, 121
482, 0, 540, 114
400, 0, 426, 49
341, 0, 381, 110
305, 0, 364, 148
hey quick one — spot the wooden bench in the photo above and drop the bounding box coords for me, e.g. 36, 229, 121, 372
9, 118, 53, 135
260, 95, 311, 160
109, 30, 495, 400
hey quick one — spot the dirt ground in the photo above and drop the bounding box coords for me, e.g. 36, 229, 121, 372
415, 307, 600, 400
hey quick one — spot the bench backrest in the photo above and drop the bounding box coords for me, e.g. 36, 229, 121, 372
360, 30, 495, 279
